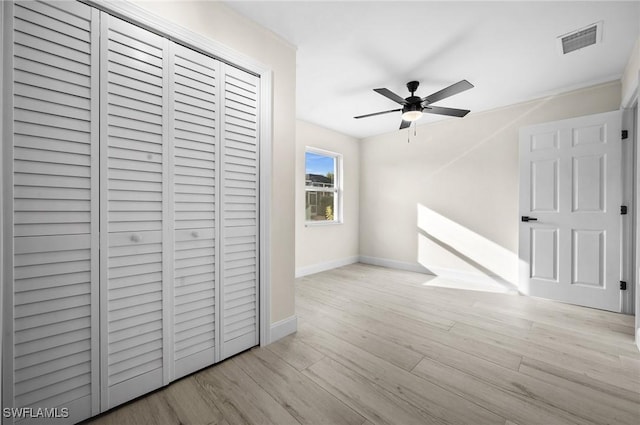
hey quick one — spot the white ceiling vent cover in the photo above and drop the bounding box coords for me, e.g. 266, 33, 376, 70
557, 21, 603, 54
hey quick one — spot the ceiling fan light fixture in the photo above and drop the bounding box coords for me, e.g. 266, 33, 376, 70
401, 110, 423, 122
402, 103, 423, 122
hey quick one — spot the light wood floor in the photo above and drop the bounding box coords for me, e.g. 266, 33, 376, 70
88, 263, 640, 425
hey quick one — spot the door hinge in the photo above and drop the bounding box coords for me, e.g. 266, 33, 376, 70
621, 205, 628, 215
620, 281, 627, 290
622, 130, 628, 140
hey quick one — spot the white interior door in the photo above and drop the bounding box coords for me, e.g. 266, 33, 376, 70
519, 110, 623, 312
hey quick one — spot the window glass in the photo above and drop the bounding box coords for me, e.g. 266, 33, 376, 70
305, 150, 340, 223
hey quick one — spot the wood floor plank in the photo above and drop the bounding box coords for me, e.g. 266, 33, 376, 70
529, 323, 640, 357
301, 270, 533, 337
232, 348, 366, 425
298, 291, 523, 370
411, 357, 591, 425
408, 332, 639, 425
449, 322, 640, 392
493, 321, 627, 366
296, 322, 505, 425
296, 300, 425, 371
515, 359, 640, 425
303, 356, 446, 425
194, 359, 301, 425
161, 377, 226, 425
621, 354, 640, 372
265, 333, 325, 371
89, 391, 182, 425
472, 299, 632, 338
300, 272, 462, 329
519, 356, 640, 405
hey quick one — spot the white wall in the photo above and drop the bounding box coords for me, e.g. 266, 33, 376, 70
359, 81, 621, 289
133, 1, 296, 324
622, 36, 640, 107
296, 120, 360, 276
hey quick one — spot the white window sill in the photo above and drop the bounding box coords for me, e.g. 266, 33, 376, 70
305, 220, 343, 227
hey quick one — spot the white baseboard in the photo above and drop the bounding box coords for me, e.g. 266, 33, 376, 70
295, 256, 359, 278
636, 327, 640, 353
269, 315, 297, 343
358, 255, 431, 274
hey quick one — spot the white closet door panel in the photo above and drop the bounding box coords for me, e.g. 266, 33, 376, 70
100, 12, 168, 410
6, 1, 100, 422
170, 43, 218, 379
220, 65, 259, 360
17, 0, 91, 30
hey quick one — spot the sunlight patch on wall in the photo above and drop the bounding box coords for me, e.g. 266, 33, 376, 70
417, 203, 519, 293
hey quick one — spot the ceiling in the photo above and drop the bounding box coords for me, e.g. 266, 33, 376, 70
224, 1, 640, 139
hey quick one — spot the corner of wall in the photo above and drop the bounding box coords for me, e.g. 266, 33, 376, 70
269, 315, 297, 344
295, 256, 359, 278
622, 36, 640, 107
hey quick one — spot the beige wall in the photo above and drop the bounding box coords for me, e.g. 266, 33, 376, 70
622, 36, 640, 107
134, 1, 296, 323
296, 121, 360, 275
359, 81, 621, 286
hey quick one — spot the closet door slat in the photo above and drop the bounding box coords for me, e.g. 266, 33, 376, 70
220, 64, 260, 360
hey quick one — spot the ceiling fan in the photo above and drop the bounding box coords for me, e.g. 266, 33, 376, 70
354, 80, 474, 129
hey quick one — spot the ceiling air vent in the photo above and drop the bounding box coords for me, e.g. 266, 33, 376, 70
557, 21, 602, 54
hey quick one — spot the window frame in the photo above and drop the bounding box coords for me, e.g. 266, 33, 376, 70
304, 147, 343, 225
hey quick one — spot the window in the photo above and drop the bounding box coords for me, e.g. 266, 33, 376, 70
305, 148, 342, 223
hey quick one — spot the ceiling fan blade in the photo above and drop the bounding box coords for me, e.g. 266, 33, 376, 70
400, 120, 411, 129
423, 105, 470, 118
422, 80, 474, 105
354, 108, 402, 119
374, 88, 407, 105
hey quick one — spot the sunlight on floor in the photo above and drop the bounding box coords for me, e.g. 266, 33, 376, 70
418, 275, 515, 294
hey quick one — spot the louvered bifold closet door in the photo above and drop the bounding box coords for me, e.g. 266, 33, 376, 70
99, 13, 169, 410
170, 43, 219, 379
219, 64, 260, 360
4, 1, 100, 423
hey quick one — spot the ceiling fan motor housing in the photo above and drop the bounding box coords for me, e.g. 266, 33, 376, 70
406, 80, 420, 94
402, 101, 422, 114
